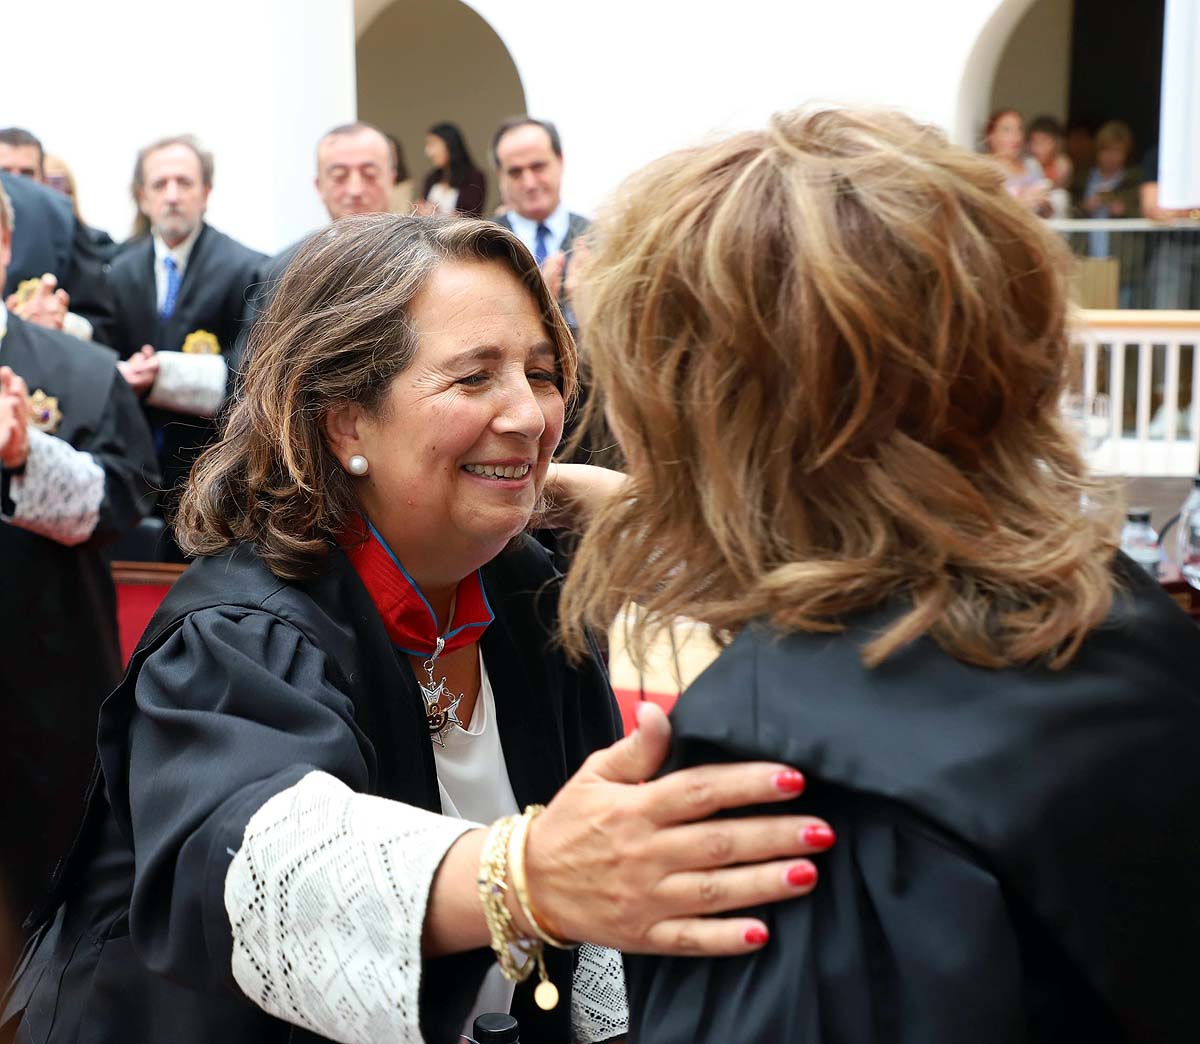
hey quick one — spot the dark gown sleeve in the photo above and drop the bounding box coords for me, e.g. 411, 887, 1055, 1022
64, 217, 117, 346
625, 779, 1032, 1044
116, 606, 374, 992
79, 363, 159, 546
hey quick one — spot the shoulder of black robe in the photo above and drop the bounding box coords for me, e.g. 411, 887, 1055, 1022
228, 228, 331, 398
63, 216, 118, 346
104, 235, 156, 358
162, 223, 266, 375
625, 556, 1200, 1044
11, 535, 615, 1044
562, 212, 591, 257
1, 171, 73, 296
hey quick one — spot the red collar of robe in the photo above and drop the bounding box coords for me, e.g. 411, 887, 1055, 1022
341, 516, 494, 658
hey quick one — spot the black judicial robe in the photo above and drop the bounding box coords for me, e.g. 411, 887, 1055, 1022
5, 535, 621, 1044
0, 315, 158, 924
105, 223, 265, 502
626, 557, 1200, 1044
1, 172, 116, 346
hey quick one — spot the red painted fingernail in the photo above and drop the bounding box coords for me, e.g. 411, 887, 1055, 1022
773, 770, 805, 794
803, 825, 836, 849
787, 862, 818, 887
744, 926, 769, 946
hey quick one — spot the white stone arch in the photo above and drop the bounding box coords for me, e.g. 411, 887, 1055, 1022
353, 0, 527, 212
954, 0, 1041, 148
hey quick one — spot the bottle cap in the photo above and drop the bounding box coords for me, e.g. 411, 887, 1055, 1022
1126, 507, 1151, 523
472, 1012, 520, 1043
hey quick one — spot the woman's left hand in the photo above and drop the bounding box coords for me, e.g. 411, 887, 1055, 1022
542, 462, 626, 530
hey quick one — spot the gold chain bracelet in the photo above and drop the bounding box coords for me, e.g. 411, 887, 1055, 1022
507, 804, 577, 951
476, 813, 559, 1011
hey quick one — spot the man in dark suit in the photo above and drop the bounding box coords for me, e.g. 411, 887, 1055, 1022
0, 181, 158, 924
0, 151, 114, 345
106, 135, 264, 553
491, 116, 590, 325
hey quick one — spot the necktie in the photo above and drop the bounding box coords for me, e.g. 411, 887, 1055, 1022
534, 223, 550, 267
161, 255, 181, 319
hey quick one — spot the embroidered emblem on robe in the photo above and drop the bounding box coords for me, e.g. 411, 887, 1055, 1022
13, 278, 42, 308
182, 329, 221, 355
29, 390, 62, 434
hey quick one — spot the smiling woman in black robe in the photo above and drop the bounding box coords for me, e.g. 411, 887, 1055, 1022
560, 107, 1200, 1044
4, 215, 837, 1044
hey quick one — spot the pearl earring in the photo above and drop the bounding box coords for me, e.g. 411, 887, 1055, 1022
347, 454, 369, 476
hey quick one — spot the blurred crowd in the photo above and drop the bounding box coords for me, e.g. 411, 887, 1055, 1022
981, 108, 1197, 224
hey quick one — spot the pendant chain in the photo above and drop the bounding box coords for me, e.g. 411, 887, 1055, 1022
422, 635, 466, 747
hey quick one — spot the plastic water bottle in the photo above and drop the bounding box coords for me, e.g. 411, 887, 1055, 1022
1120, 508, 1161, 577
1174, 477, 1200, 590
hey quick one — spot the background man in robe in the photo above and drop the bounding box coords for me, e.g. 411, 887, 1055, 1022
0, 182, 158, 925
0, 127, 114, 343
105, 135, 263, 557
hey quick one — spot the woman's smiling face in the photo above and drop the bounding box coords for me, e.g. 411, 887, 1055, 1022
348, 259, 565, 583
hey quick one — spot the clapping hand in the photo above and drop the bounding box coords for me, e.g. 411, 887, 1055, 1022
0, 366, 32, 470
540, 251, 567, 300
117, 345, 160, 395
5, 273, 70, 332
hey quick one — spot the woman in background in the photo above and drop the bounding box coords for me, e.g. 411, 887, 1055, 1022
983, 108, 1051, 215
1026, 114, 1072, 217
563, 107, 1200, 1043
420, 121, 487, 217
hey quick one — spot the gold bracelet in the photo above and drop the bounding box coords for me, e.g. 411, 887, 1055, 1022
508, 805, 577, 950
476, 815, 560, 1011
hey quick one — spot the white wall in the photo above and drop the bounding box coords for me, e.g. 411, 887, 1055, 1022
0, 0, 357, 255
461, 0, 1035, 217
3, 0, 1052, 250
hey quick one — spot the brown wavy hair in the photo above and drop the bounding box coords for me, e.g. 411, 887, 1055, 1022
176, 214, 577, 579
560, 107, 1120, 670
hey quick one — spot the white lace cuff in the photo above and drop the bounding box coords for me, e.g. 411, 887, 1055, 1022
62, 311, 93, 341
147, 350, 227, 417
2, 427, 103, 545
571, 943, 629, 1043
224, 770, 480, 1044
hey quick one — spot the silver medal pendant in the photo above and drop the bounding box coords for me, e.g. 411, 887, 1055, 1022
422, 636, 466, 747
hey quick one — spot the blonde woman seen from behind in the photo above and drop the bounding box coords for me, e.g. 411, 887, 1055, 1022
562, 107, 1200, 1044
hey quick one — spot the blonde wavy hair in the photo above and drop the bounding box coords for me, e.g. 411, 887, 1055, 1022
560, 107, 1120, 670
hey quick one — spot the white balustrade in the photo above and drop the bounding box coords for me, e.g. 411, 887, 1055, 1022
1072, 309, 1200, 476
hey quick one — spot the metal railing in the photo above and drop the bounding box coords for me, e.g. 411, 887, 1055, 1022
1071, 309, 1200, 475
1049, 219, 1200, 310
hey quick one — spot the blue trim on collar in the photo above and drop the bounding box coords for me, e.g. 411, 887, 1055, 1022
364, 517, 497, 643
365, 519, 437, 632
